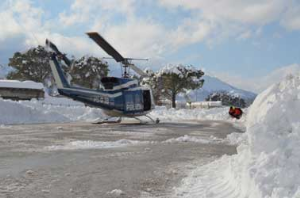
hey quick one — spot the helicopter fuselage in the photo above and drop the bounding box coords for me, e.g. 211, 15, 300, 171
56, 79, 154, 117
49, 53, 155, 118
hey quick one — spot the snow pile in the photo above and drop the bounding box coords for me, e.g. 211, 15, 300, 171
46, 139, 149, 151
107, 189, 125, 196
0, 97, 105, 125
173, 74, 300, 198
234, 74, 300, 197
0, 80, 43, 90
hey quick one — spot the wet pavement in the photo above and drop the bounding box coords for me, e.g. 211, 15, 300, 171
0, 121, 244, 198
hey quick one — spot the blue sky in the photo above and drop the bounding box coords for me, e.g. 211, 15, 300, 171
0, 0, 300, 91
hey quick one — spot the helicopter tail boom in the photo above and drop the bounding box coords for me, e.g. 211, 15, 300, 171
49, 54, 70, 89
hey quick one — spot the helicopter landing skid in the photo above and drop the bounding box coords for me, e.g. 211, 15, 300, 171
93, 117, 122, 124
145, 115, 160, 124
133, 115, 160, 124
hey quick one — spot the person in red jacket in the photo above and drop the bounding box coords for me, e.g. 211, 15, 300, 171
229, 106, 243, 119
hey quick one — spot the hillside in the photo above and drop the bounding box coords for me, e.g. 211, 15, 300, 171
180, 75, 257, 104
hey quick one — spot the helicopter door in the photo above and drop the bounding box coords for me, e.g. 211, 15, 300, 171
125, 93, 134, 111
143, 90, 151, 111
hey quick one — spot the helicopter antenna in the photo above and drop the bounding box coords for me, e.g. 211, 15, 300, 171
86, 32, 149, 78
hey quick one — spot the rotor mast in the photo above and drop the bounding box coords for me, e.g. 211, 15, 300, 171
86, 32, 148, 78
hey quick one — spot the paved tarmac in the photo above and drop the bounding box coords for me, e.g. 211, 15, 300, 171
0, 121, 244, 198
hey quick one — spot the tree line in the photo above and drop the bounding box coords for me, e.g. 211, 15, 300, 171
7, 46, 109, 91
7, 45, 205, 108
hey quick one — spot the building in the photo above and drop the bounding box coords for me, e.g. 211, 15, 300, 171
188, 101, 222, 109
0, 80, 44, 100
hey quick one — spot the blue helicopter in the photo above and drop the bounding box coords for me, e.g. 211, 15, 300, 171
46, 32, 158, 124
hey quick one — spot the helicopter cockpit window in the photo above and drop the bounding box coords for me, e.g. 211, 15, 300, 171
101, 77, 119, 90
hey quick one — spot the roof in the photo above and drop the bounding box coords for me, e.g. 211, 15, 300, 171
0, 80, 44, 90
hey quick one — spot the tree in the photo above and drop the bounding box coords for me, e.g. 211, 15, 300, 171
143, 65, 204, 108
206, 91, 246, 108
7, 46, 52, 83
70, 56, 109, 89
160, 65, 204, 108
141, 69, 163, 105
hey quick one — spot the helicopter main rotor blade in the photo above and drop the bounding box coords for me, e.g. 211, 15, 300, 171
86, 32, 125, 62
128, 63, 148, 77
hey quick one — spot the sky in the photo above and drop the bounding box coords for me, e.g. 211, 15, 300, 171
0, 0, 300, 93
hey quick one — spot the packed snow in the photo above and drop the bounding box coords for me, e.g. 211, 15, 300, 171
164, 135, 224, 144
172, 74, 300, 198
46, 139, 149, 151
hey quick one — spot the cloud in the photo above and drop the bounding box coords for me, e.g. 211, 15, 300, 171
0, 0, 107, 62
159, 0, 286, 25
1, 0, 300, 77
159, 0, 300, 43
280, 4, 300, 30
59, 0, 136, 26
0, 0, 43, 42
101, 18, 166, 58
214, 64, 300, 93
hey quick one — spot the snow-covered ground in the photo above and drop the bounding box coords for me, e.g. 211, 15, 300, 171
172, 74, 300, 198
150, 106, 246, 123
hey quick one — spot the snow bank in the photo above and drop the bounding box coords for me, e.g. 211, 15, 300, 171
173, 74, 300, 198
0, 97, 105, 125
238, 74, 300, 197
150, 106, 246, 122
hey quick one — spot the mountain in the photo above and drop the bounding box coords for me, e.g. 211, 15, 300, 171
214, 64, 300, 93
179, 75, 257, 105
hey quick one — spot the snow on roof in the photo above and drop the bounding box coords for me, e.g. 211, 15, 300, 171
0, 80, 44, 90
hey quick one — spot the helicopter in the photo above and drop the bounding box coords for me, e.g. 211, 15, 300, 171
46, 32, 158, 124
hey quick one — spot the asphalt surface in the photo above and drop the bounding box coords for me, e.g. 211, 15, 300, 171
0, 121, 244, 198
